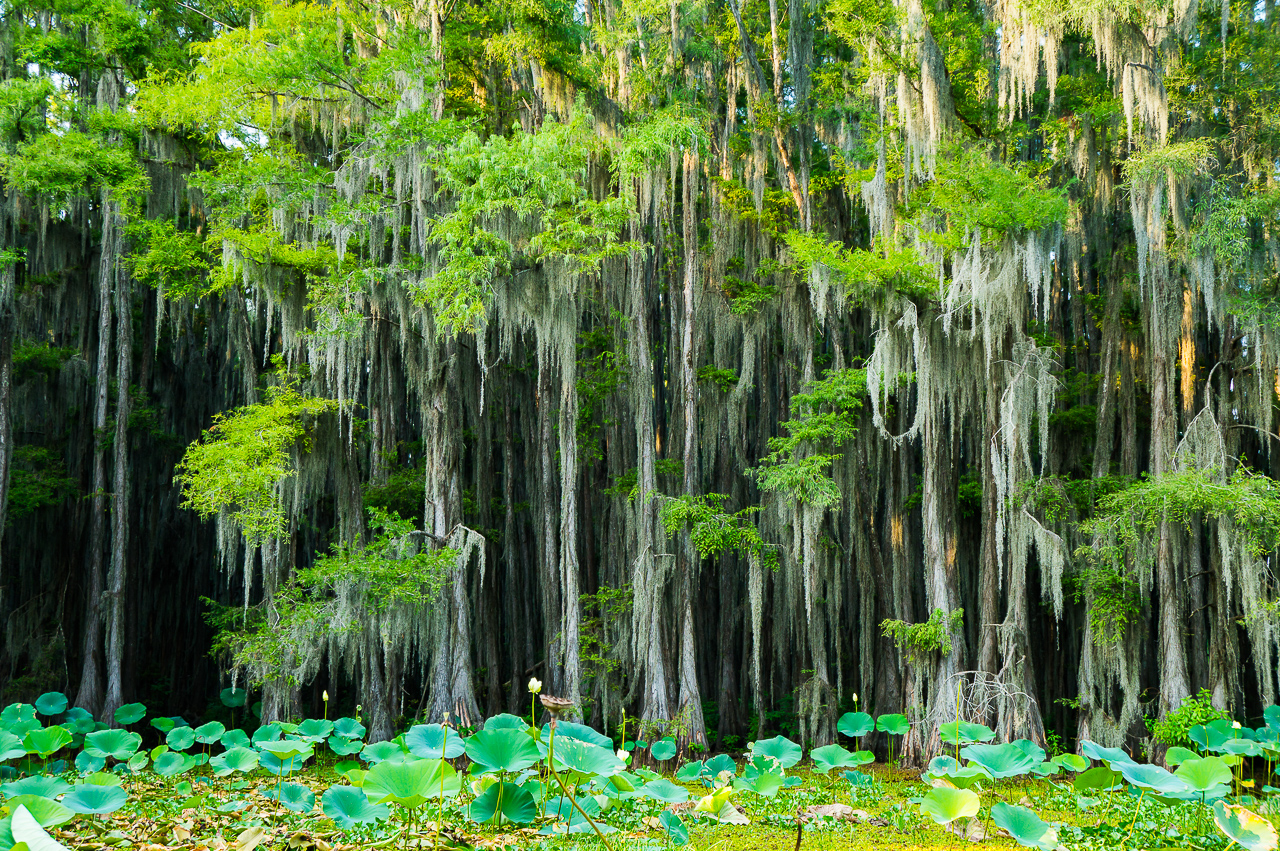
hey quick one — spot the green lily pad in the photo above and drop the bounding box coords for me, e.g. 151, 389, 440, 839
8, 796, 73, 828
210, 747, 259, 777
649, 738, 677, 761
364, 758, 457, 808
554, 739, 625, 779
0, 732, 25, 762
112, 704, 145, 726
749, 735, 802, 769
154, 751, 195, 777
469, 781, 537, 825
23, 726, 72, 759
2, 776, 72, 799
660, 811, 689, 846
11, 803, 73, 851
84, 729, 141, 762
33, 694, 67, 718
405, 724, 465, 759
876, 714, 910, 736
938, 721, 996, 746
837, 712, 874, 739
466, 728, 541, 774
322, 784, 389, 828
166, 727, 196, 752
1214, 801, 1279, 851
991, 802, 1058, 850
960, 742, 1039, 778
332, 717, 365, 740
295, 719, 333, 743
220, 729, 251, 750
920, 786, 980, 825
637, 778, 689, 804
193, 722, 226, 745
269, 781, 315, 813
219, 688, 247, 708
62, 784, 128, 815
810, 744, 863, 774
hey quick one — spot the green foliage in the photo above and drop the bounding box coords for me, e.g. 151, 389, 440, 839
1, 127, 147, 203
784, 231, 933, 302
880, 608, 964, 658
696, 366, 739, 391
909, 146, 1069, 250
659, 493, 774, 565
754, 368, 867, 509
1147, 689, 1232, 748
126, 219, 210, 300
174, 362, 340, 544
4, 447, 78, 524
578, 584, 630, 720
1069, 561, 1142, 647
12, 342, 76, 383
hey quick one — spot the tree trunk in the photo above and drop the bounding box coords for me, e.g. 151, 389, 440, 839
103, 205, 130, 722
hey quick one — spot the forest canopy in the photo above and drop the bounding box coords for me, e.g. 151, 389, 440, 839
1, 0, 1280, 764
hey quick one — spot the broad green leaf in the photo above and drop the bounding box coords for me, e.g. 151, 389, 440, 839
294, 719, 333, 743
991, 802, 1058, 850
1053, 753, 1089, 772
322, 785, 389, 828
1214, 802, 1279, 851
74, 751, 105, 774
552, 739, 625, 779
675, 761, 704, 782
11, 805, 72, 851
220, 729, 251, 750
2, 777, 72, 799
810, 744, 861, 774
1079, 740, 1136, 766
194, 722, 226, 745
328, 735, 364, 756
0, 733, 25, 762
363, 757, 456, 807
61, 709, 94, 737
1116, 762, 1190, 795
32, 695, 66, 718
358, 741, 404, 765
166, 727, 196, 752
837, 712, 874, 739
332, 717, 365, 740
938, 721, 996, 745
62, 785, 128, 816
404, 724, 465, 759
210, 747, 259, 777
705, 753, 738, 777
465, 728, 541, 774
919, 786, 980, 825
153, 752, 195, 777
469, 781, 537, 825
250, 724, 282, 745
483, 714, 530, 732
219, 688, 247, 708
733, 771, 784, 797
876, 714, 910, 736
1165, 746, 1198, 766
636, 778, 688, 804
749, 735, 802, 769
1073, 765, 1122, 791
649, 738, 677, 761
960, 742, 1038, 778
6, 797, 72, 828
257, 739, 312, 762
112, 704, 145, 726
270, 781, 314, 813
84, 730, 141, 762
660, 811, 689, 846
540, 721, 612, 749
1176, 756, 1233, 796
23, 727, 71, 759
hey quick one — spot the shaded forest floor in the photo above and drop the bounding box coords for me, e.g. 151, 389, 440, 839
43, 762, 1233, 851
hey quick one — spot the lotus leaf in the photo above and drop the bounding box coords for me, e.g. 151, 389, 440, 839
0, 732, 26, 762
750, 735, 803, 769
1011, 739, 1047, 764
466, 728, 541, 774
659, 811, 689, 846
2, 777, 72, 799
675, 761, 703, 782
84, 730, 141, 762
328, 735, 364, 756
920, 786, 980, 825
81, 772, 121, 787
540, 721, 612, 750
844, 769, 875, 787
483, 714, 529, 731
649, 738, 677, 761
942, 765, 993, 789
705, 753, 738, 777
210, 747, 259, 777
11, 804, 72, 851
1225, 739, 1264, 757
693, 786, 736, 817
553, 739, 625, 778
938, 721, 996, 745
1266, 705, 1280, 731
332, 717, 366, 739
1214, 801, 1279, 851
322, 785, 389, 828
810, 744, 862, 774
61, 709, 94, 737
220, 729, 251, 750
259, 751, 309, 777
1175, 756, 1233, 801
257, 739, 312, 761
637, 778, 689, 804
1116, 762, 1190, 795
166, 726, 196, 752
75, 750, 105, 774
269, 781, 314, 813
960, 743, 1038, 778
112, 703, 145, 726
837, 712, 874, 739
219, 688, 247, 708
8, 796, 73, 828
359, 741, 404, 765
469, 781, 537, 825
1165, 746, 1198, 766
991, 802, 1058, 850
33, 694, 67, 718
733, 770, 784, 797
405, 724, 465, 759
150, 717, 176, 734
251, 724, 282, 745
1079, 741, 1136, 766
1190, 722, 1234, 753
154, 752, 195, 777
62, 784, 127, 815
193, 722, 225, 745
294, 719, 333, 743
876, 714, 910, 735
126, 753, 149, 772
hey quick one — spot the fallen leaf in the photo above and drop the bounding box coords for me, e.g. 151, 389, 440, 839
801, 804, 857, 822
234, 827, 269, 851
